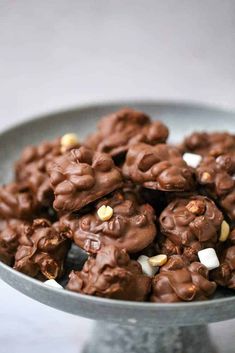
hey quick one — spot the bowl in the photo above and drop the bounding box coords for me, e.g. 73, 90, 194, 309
0, 101, 235, 353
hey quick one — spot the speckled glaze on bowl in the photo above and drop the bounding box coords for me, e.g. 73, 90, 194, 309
0, 101, 235, 353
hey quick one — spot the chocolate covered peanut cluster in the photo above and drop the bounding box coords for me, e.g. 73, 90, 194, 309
67, 245, 151, 301
15, 136, 80, 207
49, 146, 123, 212
0, 219, 26, 265
85, 108, 169, 161
181, 132, 235, 157
0, 182, 39, 221
123, 143, 195, 192
14, 219, 70, 279
151, 255, 216, 302
59, 189, 156, 253
196, 154, 235, 220
159, 196, 223, 262
211, 230, 235, 289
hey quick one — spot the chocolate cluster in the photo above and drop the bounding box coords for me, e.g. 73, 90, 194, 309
123, 143, 195, 191
59, 189, 156, 254
49, 147, 123, 212
1, 108, 235, 303
159, 196, 223, 262
196, 155, 235, 220
211, 230, 235, 289
67, 245, 151, 301
0, 219, 26, 265
0, 183, 39, 221
151, 255, 216, 302
85, 108, 169, 162
181, 131, 235, 157
15, 137, 80, 207
14, 219, 70, 280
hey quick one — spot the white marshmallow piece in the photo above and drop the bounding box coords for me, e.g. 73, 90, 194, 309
198, 248, 220, 270
183, 153, 202, 168
137, 255, 158, 277
44, 279, 63, 289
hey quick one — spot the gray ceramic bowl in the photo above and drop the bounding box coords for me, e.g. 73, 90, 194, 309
0, 101, 235, 353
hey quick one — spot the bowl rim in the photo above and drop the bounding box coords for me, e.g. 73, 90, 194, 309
1, 260, 235, 310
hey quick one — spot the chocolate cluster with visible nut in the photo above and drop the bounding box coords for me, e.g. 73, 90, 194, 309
151, 255, 217, 302
14, 219, 70, 279
59, 189, 157, 254
181, 132, 235, 157
211, 245, 235, 289
85, 108, 169, 161
15, 137, 80, 207
49, 146, 123, 212
67, 245, 151, 301
0, 219, 26, 265
159, 196, 223, 262
0, 182, 40, 221
123, 143, 195, 192
211, 230, 235, 289
196, 155, 235, 221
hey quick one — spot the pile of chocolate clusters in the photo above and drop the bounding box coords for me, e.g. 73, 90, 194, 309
0, 108, 235, 303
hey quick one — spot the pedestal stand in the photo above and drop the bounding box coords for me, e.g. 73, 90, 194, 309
85, 322, 216, 353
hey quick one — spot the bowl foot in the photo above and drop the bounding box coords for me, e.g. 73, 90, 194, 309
84, 322, 217, 353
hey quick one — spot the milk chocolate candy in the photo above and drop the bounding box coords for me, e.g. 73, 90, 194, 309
123, 143, 195, 192
15, 137, 80, 207
196, 154, 235, 220
0, 219, 26, 265
159, 196, 223, 262
14, 219, 70, 279
67, 245, 151, 301
151, 255, 216, 302
181, 132, 235, 157
0, 182, 39, 221
85, 108, 169, 160
49, 147, 123, 212
59, 189, 157, 254
211, 245, 235, 289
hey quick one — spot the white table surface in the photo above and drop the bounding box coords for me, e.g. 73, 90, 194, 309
0, 1, 235, 352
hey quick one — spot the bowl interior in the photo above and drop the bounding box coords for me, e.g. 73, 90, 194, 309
0, 100, 235, 326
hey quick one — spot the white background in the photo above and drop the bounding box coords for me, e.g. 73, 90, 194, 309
0, 1, 235, 352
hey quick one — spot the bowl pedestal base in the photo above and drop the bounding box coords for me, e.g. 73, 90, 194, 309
84, 322, 216, 353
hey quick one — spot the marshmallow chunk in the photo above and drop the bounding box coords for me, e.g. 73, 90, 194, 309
44, 279, 63, 289
137, 255, 158, 277
183, 153, 202, 168
198, 248, 220, 270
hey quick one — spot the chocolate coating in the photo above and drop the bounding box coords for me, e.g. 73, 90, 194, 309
59, 189, 157, 254
0, 219, 26, 265
14, 219, 70, 279
159, 196, 223, 262
15, 138, 80, 207
196, 154, 235, 220
123, 143, 195, 192
0, 183, 39, 221
229, 228, 235, 245
211, 244, 235, 289
66, 245, 151, 301
49, 147, 123, 212
181, 132, 235, 157
151, 255, 216, 302
85, 108, 169, 159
